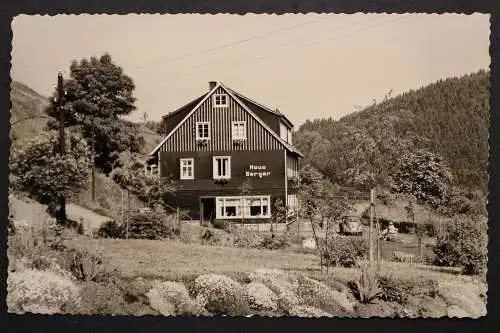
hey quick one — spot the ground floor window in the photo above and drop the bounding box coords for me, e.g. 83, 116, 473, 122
287, 194, 298, 213
216, 195, 271, 219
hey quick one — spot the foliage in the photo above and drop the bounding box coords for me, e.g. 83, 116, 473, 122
321, 236, 368, 268
97, 220, 125, 239
127, 210, 178, 240
392, 149, 452, 208
259, 235, 289, 250
295, 70, 489, 191
111, 158, 176, 209
9, 131, 91, 213
349, 263, 380, 304
45, 53, 141, 174
212, 219, 231, 230
243, 282, 279, 312
433, 215, 487, 275
271, 198, 287, 233
378, 275, 439, 304
146, 281, 207, 316
296, 276, 353, 315
68, 244, 104, 282
7, 268, 80, 314
189, 274, 250, 316
232, 229, 262, 248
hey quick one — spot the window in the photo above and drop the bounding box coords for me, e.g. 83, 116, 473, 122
213, 156, 231, 179
287, 194, 298, 213
180, 158, 194, 180
213, 94, 228, 108
196, 122, 211, 140
231, 121, 247, 140
216, 196, 271, 219
279, 122, 288, 142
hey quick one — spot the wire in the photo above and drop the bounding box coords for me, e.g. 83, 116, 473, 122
133, 15, 333, 69
150, 14, 410, 86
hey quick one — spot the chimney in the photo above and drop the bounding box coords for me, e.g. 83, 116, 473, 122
209, 81, 217, 91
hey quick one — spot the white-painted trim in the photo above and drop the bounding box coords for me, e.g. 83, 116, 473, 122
213, 155, 231, 179
149, 82, 303, 157
231, 120, 247, 140
180, 158, 194, 180
213, 93, 229, 108
215, 195, 271, 219
195, 121, 211, 140
149, 82, 222, 155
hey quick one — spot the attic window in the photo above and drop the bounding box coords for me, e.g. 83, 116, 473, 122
213, 94, 228, 108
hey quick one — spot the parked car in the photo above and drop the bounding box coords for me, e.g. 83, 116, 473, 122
339, 216, 363, 236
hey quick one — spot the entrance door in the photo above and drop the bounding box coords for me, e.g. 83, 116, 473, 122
200, 197, 216, 223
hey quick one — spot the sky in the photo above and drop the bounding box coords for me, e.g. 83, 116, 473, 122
11, 13, 490, 127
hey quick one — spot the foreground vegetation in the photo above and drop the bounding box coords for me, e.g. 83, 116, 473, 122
7, 215, 487, 318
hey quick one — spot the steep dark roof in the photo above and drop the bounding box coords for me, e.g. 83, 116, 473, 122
227, 88, 295, 128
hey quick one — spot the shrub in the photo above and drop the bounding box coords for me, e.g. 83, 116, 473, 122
258, 235, 289, 250
189, 274, 250, 316
201, 228, 219, 245
288, 305, 333, 317
378, 275, 439, 304
212, 219, 231, 231
349, 263, 380, 304
433, 215, 487, 275
232, 229, 262, 248
243, 282, 278, 313
127, 210, 178, 240
322, 235, 368, 268
296, 275, 354, 315
68, 245, 104, 282
147, 281, 207, 316
249, 269, 299, 312
7, 268, 80, 314
97, 220, 125, 239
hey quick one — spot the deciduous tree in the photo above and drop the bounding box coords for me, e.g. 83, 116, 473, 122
10, 131, 91, 224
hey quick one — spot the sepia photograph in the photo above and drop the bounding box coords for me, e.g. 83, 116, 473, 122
8, 13, 489, 318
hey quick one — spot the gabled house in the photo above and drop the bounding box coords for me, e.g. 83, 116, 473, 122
148, 81, 303, 223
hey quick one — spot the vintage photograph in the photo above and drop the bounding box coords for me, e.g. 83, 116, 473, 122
8, 13, 489, 317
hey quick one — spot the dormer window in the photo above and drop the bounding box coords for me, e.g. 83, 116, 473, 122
213, 94, 228, 108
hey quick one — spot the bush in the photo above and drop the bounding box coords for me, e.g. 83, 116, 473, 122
378, 275, 439, 304
97, 220, 125, 239
296, 276, 354, 315
348, 263, 380, 304
322, 236, 368, 268
67, 245, 104, 282
232, 229, 262, 248
433, 215, 487, 275
212, 219, 231, 231
258, 235, 289, 250
147, 281, 207, 316
128, 210, 178, 240
7, 268, 80, 314
243, 282, 278, 313
189, 274, 250, 316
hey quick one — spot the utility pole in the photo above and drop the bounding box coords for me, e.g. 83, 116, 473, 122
369, 188, 375, 265
57, 72, 67, 226
91, 121, 96, 202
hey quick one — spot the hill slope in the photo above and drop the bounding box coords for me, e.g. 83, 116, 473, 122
295, 70, 490, 191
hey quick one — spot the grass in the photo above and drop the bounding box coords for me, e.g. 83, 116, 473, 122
65, 238, 320, 281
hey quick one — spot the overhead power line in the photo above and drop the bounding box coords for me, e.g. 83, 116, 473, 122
151, 14, 411, 86
133, 16, 332, 69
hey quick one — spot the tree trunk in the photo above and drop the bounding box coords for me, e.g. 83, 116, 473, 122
310, 217, 323, 273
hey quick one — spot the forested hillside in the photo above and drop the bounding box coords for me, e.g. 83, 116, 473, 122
295, 69, 490, 192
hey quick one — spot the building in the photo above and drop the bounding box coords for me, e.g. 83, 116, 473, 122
148, 81, 303, 223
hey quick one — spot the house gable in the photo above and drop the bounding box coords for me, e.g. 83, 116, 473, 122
150, 82, 303, 157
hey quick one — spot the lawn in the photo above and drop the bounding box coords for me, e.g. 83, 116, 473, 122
65, 238, 320, 281
65, 237, 465, 286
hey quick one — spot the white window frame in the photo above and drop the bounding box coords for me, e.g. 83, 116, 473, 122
180, 158, 194, 180
215, 195, 271, 219
195, 121, 211, 140
287, 194, 298, 213
231, 121, 247, 140
213, 94, 229, 108
213, 156, 231, 180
